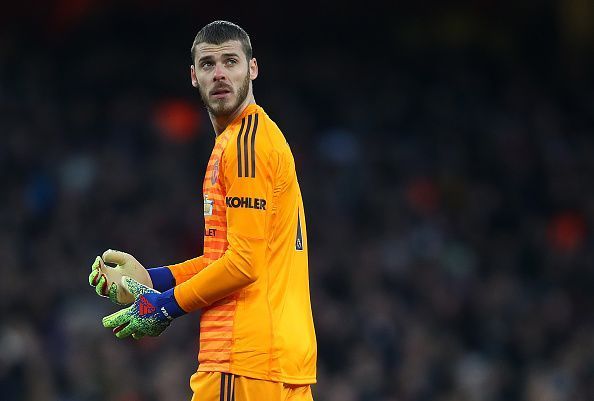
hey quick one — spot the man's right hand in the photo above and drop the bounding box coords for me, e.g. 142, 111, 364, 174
89, 250, 153, 305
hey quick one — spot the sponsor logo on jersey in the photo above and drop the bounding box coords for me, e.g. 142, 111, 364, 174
203, 194, 214, 216
225, 196, 266, 210
204, 228, 217, 237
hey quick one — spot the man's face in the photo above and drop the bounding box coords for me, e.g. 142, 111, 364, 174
190, 40, 257, 118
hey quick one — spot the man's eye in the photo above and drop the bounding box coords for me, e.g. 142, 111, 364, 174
201, 62, 213, 69
225, 59, 238, 66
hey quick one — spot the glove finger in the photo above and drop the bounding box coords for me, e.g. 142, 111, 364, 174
89, 269, 100, 287
108, 282, 121, 304
89, 256, 102, 285
91, 256, 101, 272
102, 249, 129, 266
95, 274, 109, 296
114, 320, 137, 339
102, 308, 131, 329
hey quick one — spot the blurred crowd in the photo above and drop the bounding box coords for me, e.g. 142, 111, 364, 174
1, 2, 594, 401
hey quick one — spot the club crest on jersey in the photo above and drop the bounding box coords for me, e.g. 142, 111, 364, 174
203, 194, 214, 216
211, 158, 219, 185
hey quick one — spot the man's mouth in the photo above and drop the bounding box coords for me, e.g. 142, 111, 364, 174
210, 87, 232, 99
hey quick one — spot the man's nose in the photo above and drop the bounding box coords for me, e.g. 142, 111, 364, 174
213, 63, 226, 81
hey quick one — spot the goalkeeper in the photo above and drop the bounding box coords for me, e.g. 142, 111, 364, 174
89, 20, 317, 401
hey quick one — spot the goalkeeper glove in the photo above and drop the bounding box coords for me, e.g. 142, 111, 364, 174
102, 276, 186, 339
89, 250, 153, 305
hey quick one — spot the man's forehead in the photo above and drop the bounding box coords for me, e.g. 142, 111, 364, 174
195, 40, 244, 58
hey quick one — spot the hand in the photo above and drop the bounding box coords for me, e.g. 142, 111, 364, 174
89, 250, 153, 305
102, 276, 185, 339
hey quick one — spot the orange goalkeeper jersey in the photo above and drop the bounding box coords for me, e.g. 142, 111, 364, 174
168, 104, 316, 384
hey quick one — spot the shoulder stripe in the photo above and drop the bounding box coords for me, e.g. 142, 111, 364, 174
250, 113, 259, 178
236, 113, 259, 178
238, 115, 252, 177
236, 117, 247, 177
243, 116, 250, 177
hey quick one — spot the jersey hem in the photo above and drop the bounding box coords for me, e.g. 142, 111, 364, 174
196, 365, 316, 385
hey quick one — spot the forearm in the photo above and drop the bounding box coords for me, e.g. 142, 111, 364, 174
167, 255, 206, 283
148, 255, 205, 292
173, 237, 264, 312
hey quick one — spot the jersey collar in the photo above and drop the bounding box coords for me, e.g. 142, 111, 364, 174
229, 103, 260, 128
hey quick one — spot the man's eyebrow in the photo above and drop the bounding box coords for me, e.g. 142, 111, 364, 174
197, 52, 241, 64
197, 55, 214, 64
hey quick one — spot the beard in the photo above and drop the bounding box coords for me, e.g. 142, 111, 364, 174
198, 72, 251, 118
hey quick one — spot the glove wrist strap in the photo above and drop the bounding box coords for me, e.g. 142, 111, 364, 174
147, 267, 176, 292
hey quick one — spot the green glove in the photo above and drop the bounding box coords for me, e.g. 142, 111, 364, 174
89, 256, 120, 304
102, 276, 186, 340
89, 250, 153, 305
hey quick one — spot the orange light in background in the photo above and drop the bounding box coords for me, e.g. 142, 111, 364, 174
547, 211, 587, 253
46, 0, 97, 36
154, 99, 201, 143
405, 177, 440, 216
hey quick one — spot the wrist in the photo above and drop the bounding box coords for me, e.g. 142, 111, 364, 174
159, 288, 186, 320
147, 267, 176, 292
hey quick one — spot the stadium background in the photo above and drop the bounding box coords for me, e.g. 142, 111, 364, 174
1, 1, 594, 400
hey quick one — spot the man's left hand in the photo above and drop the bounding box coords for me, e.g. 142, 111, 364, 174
102, 276, 186, 339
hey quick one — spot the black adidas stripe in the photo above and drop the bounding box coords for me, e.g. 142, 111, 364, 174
243, 115, 250, 177
250, 114, 259, 178
236, 113, 259, 178
226, 373, 233, 401
219, 373, 235, 401
236, 117, 248, 177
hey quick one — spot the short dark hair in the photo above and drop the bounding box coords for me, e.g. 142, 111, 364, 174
190, 20, 252, 65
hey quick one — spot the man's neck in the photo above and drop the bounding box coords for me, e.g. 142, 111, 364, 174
210, 96, 256, 136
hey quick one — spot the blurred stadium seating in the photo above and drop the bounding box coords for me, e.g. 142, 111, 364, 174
1, 1, 593, 400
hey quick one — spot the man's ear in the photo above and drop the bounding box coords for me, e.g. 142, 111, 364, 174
249, 58, 258, 80
190, 64, 199, 88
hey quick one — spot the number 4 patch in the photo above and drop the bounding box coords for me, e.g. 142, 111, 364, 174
295, 209, 303, 251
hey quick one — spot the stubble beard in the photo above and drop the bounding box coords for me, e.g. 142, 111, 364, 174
199, 72, 251, 118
